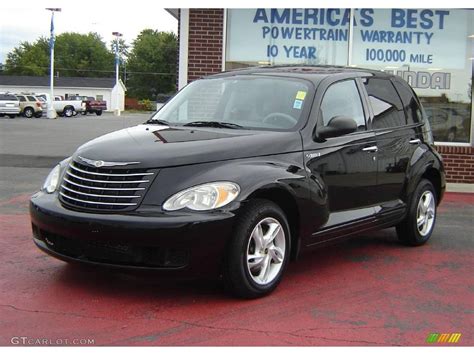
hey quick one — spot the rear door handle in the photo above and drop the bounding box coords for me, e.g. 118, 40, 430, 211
409, 138, 421, 144
362, 145, 378, 153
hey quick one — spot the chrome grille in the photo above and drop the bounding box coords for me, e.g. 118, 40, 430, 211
59, 160, 155, 212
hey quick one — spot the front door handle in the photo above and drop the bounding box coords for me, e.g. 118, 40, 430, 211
409, 138, 421, 145
362, 145, 378, 153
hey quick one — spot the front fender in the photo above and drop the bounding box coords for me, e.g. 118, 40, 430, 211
141, 153, 309, 209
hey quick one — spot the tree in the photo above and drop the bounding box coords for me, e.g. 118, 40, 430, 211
126, 29, 177, 99
4, 39, 50, 76
4, 32, 114, 77
110, 38, 130, 60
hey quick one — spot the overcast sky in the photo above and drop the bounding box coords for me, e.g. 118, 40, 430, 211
0, 0, 178, 63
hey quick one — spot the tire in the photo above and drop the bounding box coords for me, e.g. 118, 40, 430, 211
34, 112, 43, 118
396, 179, 437, 246
223, 199, 290, 298
63, 107, 74, 117
8, 114, 16, 119
81, 111, 87, 116
23, 107, 34, 118
95, 110, 102, 116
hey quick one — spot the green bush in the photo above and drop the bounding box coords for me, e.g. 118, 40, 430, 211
138, 99, 153, 111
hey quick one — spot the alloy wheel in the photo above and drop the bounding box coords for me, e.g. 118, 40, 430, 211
246, 217, 286, 285
416, 191, 435, 237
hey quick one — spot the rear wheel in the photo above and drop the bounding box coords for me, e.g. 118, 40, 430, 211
223, 199, 290, 298
96, 110, 102, 116
8, 114, 16, 119
63, 106, 74, 117
23, 107, 34, 118
396, 179, 437, 246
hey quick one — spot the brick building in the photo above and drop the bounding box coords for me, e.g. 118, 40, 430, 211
167, 8, 473, 184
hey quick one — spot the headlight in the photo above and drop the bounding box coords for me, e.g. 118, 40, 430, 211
42, 164, 61, 193
163, 182, 240, 211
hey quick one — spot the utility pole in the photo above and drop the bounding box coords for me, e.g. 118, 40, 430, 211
46, 8, 61, 119
112, 31, 123, 116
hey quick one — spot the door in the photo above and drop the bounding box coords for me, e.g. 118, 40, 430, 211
304, 79, 378, 231
362, 77, 421, 208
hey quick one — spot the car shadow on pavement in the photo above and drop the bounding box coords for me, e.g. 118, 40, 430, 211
52, 228, 404, 301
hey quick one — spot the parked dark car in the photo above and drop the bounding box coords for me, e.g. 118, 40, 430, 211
69, 95, 107, 116
30, 66, 445, 298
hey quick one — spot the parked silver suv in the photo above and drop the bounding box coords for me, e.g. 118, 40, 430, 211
0, 93, 20, 118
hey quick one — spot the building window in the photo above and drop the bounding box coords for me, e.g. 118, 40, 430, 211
225, 9, 349, 69
224, 8, 473, 145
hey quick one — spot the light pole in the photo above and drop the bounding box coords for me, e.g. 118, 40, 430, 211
112, 31, 123, 116
46, 8, 61, 119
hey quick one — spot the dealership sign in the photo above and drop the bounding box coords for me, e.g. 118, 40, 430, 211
226, 9, 468, 69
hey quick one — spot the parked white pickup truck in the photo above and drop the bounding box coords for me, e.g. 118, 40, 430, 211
36, 93, 86, 117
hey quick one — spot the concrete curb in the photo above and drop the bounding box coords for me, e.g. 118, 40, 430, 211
446, 183, 474, 193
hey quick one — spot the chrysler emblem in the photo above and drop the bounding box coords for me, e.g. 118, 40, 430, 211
77, 156, 140, 167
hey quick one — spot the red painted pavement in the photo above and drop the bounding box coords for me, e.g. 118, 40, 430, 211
0, 193, 472, 346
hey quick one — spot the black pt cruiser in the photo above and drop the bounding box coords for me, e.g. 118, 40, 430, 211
30, 66, 445, 298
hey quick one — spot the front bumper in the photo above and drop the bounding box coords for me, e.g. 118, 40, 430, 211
30, 192, 238, 278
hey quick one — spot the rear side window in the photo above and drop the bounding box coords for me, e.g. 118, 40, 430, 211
27, 95, 37, 101
0, 94, 18, 101
363, 77, 406, 129
17, 95, 27, 102
320, 80, 366, 131
392, 80, 423, 125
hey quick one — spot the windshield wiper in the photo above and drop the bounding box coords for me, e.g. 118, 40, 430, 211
145, 119, 170, 125
183, 121, 243, 129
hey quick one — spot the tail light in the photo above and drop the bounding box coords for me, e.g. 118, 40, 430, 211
36, 102, 41, 108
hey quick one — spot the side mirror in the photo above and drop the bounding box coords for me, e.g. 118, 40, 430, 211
316, 116, 358, 139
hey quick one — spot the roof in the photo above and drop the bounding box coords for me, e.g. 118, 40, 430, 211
210, 65, 391, 82
0, 75, 116, 89
165, 8, 179, 20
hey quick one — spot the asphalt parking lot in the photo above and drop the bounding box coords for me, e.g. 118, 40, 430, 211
0, 114, 473, 346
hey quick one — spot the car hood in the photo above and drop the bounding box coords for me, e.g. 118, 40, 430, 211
73, 124, 302, 168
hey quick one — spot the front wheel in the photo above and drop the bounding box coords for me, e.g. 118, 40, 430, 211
223, 199, 290, 298
95, 110, 102, 116
396, 179, 437, 246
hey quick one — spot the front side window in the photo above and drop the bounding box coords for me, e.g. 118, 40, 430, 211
363, 77, 406, 129
151, 76, 311, 130
320, 80, 366, 130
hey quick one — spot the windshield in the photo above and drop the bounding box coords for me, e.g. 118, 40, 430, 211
150, 76, 311, 130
